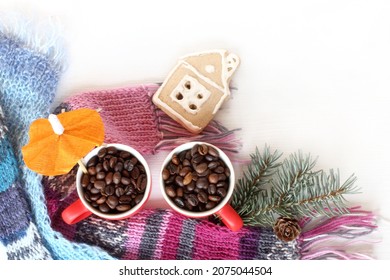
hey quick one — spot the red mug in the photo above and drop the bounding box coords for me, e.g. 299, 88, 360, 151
160, 141, 243, 231
62, 143, 152, 225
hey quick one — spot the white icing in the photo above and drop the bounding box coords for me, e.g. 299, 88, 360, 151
170, 75, 211, 114
225, 53, 240, 80
205, 64, 215, 73
153, 98, 202, 132
183, 62, 225, 93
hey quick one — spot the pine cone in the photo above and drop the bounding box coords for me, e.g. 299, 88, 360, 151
273, 217, 301, 242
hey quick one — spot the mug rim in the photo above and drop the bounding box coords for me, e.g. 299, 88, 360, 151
159, 141, 235, 218
76, 143, 151, 220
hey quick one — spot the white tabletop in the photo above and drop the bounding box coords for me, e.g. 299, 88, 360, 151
1, 0, 389, 259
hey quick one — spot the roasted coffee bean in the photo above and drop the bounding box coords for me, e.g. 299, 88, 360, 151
162, 143, 231, 213
99, 203, 110, 213
208, 173, 219, 184
116, 204, 132, 212
194, 163, 208, 174
115, 187, 125, 197
165, 186, 176, 198
208, 195, 221, 202
208, 184, 217, 195
183, 172, 193, 185
84, 192, 91, 202
120, 151, 131, 159
205, 154, 216, 162
103, 160, 110, 171
90, 176, 96, 183
165, 175, 175, 184
198, 144, 209, 155
217, 188, 227, 198
162, 169, 170, 180
96, 171, 105, 180
87, 156, 98, 167
218, 174, 227, 182
109, 157, 118, 169
196, 177, 209, 189
175, 176, 184, 187
90, 187, 100, 194
171, 154, 180, 165
205, 201, 216, 210
96, 196, 107, 205
197, 191, 208, 204
104, 184, 115, 196
95, 163, 103, 173
94, 180, 106, 190
113, 172, 121, 184
115, 162, 124, 172
97, 147, 107, 158
207, 146, 219, 157
187, 194, 198, 207
137, 174, 147, 192
192, 153, 204, 164
173, 197, 185, 208
217, 181, 227, 188
122, 170, 130, 178
88, 166, 97, 176
176, 187, 184, 197
81, 174, 89, 187
107, 195, 119, 209
186, 181, 195, 192
183, 158, 191, 167
214, 166, 225, 174
179, 166, 192, 177
105, 172, 113, 185
121, 176, 131, 185
134, 194, 144, 204
131, 166, 140, 179
107, 146, 117, 155
207, 161, 219, 170
90, 194, 101, 201
119, 195, 132, 204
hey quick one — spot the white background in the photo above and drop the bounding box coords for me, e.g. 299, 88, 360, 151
1, 0, 389, 259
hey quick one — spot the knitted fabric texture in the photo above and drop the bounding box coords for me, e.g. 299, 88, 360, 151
43, 86, 377, 260
0, 20, 113, 260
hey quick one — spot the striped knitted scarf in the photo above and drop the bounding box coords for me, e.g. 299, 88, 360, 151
0, 19, 377, 260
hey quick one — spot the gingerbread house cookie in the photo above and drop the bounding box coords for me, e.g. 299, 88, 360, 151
152, 49, 240, 134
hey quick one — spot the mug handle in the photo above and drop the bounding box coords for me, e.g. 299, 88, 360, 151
62, 199, 92, 225
216, 204, 243, 231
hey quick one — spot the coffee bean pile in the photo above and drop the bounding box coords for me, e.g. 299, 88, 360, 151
162, 143, 231, 212
81, 146, 147, 214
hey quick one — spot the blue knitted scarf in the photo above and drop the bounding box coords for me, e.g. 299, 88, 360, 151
0, 18, 114, 259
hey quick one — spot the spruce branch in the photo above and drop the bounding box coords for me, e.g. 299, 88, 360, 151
231, 145, 282, 217
232, 146, 360, 227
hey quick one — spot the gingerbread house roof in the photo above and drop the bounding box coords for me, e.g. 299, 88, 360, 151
181, 49, 239, 95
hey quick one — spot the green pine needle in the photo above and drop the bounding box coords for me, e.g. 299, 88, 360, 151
232, 146, 360, 227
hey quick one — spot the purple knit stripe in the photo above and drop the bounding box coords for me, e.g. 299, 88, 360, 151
192, 222, 241, 260
176, 218, 198, 259
138, 209, 166, 259
122, 210, 152, 259
0, 183, 30, 243
160, 212, 187, 259
152, 210, 173, 260
43, 186, 78, 241
238, 226, 262, 259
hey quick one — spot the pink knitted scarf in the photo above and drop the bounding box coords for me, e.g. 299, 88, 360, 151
43, 84, 377, 260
